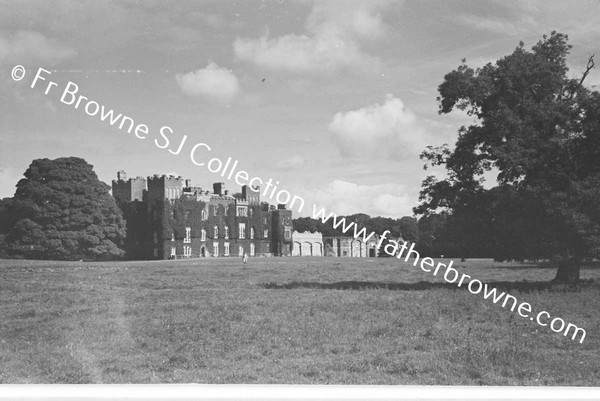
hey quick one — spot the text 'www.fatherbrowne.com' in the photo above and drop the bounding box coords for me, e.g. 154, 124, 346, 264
312, 205, 587, 344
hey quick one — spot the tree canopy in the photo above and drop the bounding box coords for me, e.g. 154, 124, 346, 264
293, 214, 418, 241
415, 32, 600, 282
0, 157, 126, 260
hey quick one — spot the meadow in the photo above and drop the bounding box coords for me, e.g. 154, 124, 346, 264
1, 256, 599, 385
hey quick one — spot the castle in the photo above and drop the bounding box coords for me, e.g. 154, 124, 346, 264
112, 171, 292, 259
112, 170, 379, 260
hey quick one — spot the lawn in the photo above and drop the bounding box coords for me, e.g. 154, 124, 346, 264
0, 257, 599, 384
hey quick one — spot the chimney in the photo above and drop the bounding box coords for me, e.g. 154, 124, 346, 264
277, 204, 286, 210
117, 170, 127, 181
213, 182, 225, 196
185, 179, 191, 188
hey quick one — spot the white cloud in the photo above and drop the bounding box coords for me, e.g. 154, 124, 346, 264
0, 30, 75, 66
309, 180, 413, 217
175, 62, 240, 102
233, 1, 387, 73
275, 155, 306, 170
328, 94, 428, 160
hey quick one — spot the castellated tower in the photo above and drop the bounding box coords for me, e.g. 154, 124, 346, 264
271, 204, 293, 256
146, 174, 184, 203
242, 185, 260, 205
111, 170, 146, 204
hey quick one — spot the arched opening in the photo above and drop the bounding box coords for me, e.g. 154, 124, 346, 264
293, 241, 302, 256
302, 241, 312, 256
314, 242, 323, 256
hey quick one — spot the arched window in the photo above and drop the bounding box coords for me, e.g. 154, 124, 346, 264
214, 225, 218, 238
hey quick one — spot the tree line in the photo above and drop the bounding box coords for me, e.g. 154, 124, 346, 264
293, 213, 458, 257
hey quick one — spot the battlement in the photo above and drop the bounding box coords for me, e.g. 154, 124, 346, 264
147, 174, 183, 184
112, 170, 146, 202
147, 174, 184, 202
242, 185, 260, 205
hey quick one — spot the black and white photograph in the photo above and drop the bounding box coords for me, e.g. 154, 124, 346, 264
1, 0, 600, 399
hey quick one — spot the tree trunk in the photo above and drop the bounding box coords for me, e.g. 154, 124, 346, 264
552, 255, 581, 283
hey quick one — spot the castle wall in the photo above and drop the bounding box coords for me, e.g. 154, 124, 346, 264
292, 231, 323, 256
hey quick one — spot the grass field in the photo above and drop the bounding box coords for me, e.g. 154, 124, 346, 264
1, 256, 599, 385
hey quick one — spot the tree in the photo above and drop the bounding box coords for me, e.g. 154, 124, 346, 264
293, 217, 320, 233
397, 216, 419, 242
0, 157, 126, 260
415, 32, 600, 282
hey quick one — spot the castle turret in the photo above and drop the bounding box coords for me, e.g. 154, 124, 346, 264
112, 170, 146, 204
147, 174, 184, 203
242, 185, 260, 205
271, 205, 292, 256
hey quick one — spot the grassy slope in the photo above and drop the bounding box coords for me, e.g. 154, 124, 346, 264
0, 257, 599, 384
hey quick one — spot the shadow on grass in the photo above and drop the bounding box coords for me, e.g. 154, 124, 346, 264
259, 279, 597, 292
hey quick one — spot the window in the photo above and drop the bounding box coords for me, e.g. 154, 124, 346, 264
249, 208, 253, 217
184, 227, 191, 243
224, 242, 230, 256
238, 246, 244, 256
250, 227, 254, 239
239, 223, 246, 239
171, 247, 176, 257
201, 209, 207, 221
237, 206, 247, 217
224, 226, 229, 239
153, 248, 158, 257
171, 233, 175, 241
184, 211, 190, 221
183, 245, 191, 257
250, 243, 255, 256
213, 242, 219, 257
284, 227, 291, 241
264, 229, 268, 238
201, 229, 206, 241
264, 217, 268, 224
213, 206, 217, 216
213, 225, 218, 238
153, 232, 158, 244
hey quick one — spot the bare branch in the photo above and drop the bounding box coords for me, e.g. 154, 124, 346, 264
579, 54, 595, 86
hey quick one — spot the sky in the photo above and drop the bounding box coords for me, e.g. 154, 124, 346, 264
1, 0, 599, 218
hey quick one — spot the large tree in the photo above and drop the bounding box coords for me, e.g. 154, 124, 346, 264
0, 157, 126, 260
415, 32, 600, 283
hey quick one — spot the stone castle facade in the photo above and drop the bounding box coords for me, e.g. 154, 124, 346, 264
112, 171, 292, 259
112, 170, 380, 260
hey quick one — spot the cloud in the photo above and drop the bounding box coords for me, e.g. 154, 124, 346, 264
233, 1, 387, 73
328, 94, 428, 160
175, 62, 240, 102
309, 180, 413, 217
0, 30, 75, 66
275, 155, 306, 170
